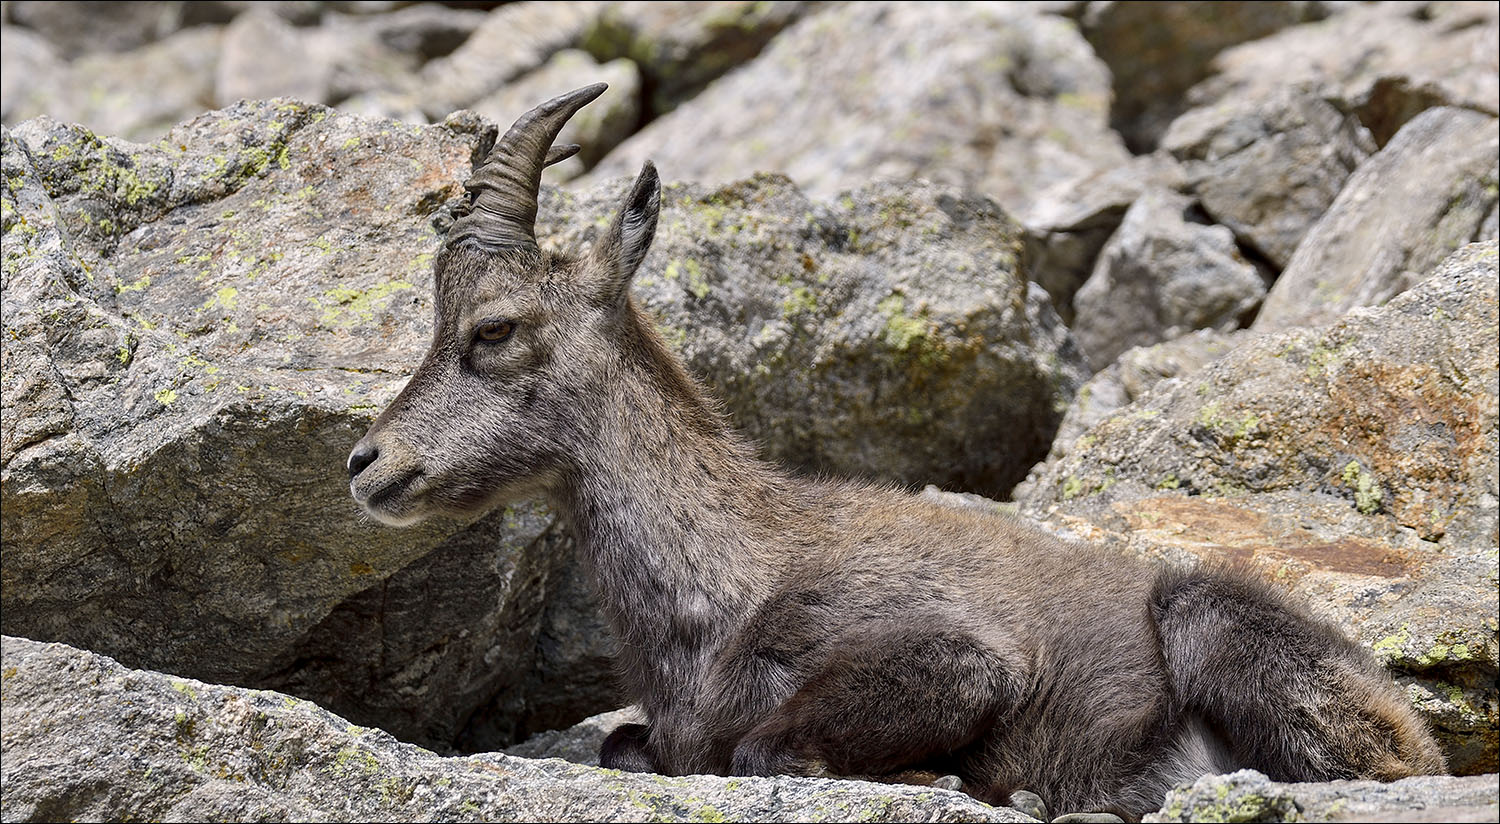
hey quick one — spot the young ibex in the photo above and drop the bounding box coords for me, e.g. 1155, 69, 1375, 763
348, 85, 1444, 819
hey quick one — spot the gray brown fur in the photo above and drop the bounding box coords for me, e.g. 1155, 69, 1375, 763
348, 87, 1444, 820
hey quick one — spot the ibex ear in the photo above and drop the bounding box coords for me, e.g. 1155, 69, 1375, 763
589, 161, 659, 304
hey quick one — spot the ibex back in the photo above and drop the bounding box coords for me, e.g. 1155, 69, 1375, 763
348, 85, 1443, 820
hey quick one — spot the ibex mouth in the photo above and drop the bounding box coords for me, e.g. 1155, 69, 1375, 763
352, 468, 429, 527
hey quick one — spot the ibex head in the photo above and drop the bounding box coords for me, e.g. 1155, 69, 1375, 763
347, 84, 661, 525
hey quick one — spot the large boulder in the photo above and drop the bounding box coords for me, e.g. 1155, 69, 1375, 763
1253, 107, 1498, 331
583, 1, 1131, 226
1017, 242, 1500, 773
3, 102, 1084, 752
1041, 329, 1249, 466
0, 636, 1027, 823
1, 103, 558, 752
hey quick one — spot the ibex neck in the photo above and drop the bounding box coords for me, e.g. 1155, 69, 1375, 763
554, 327, 786, 657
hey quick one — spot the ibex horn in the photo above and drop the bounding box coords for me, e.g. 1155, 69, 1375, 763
447, 84, 607, 251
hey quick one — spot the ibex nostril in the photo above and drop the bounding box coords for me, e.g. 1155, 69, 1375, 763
347, 442, 379, 479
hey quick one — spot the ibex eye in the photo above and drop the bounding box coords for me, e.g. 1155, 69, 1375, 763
475, 320, 515, 343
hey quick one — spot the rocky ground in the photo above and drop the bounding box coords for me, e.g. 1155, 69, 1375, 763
2, 1, 1497, 822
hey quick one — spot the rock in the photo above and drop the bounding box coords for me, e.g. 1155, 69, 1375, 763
1145, 769, 1499, 823
1016, 243, 1500, 772
252, 503, 565, 753
216, 9, 331, 107
418, 1, 605, 117
1021, 153, 1184, 324
580, 0, 811, 116
0, 636, 1030, 823
1023, 239, 1499, 549
539, 174, 1088, 496
3, 101, 1084, 755
3, 25, 223, 143
350, 2, 488, 63
1, 102, 546, 743
6, 0, 184, 57
503, 706, 643, 766
1078, 0, 1331, 152
470, 49, 641, 176
1189, 1, 1499, 146
1162, 87, 1377, 269
0, 25, 63, 124
584, 1, 1131, 227
1040, 329, 1249, 467
1071, 188, 1266, 369
505, 540, 624, 742
1253, 107, 1499, 331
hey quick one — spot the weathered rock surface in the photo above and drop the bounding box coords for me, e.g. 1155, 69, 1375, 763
1162, 87, 1377, 269
0, 636, 1027, 823
1071, 188, 1266, 369
1042, 329, 1250, 466
6, 0, 184, 57
3, 102, 1083, 753
539, 173, 1087, 494
1145, 769, 1499, 823
579, 0, 811, 116
584, 1, 1131, 226
504, 706, 643, 767
1189, 1, 1500, 147
3, 24, 224, 143
1254, 107, 1498, 331
1078, 0, 1331, 152
1018, 242, 1500, 773
1021, 153, 1184, 324
216, 9, 331, 109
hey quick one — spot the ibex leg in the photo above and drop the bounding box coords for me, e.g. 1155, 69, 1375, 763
728, 618, 1017, 779
1150, 567, 1445, 781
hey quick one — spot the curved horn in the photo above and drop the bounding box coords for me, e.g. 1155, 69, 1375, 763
448, 84, 607, 251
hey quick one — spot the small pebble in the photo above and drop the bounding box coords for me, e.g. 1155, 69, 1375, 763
1007, 789, 1048, 822
1051, 813, 1124, 824
932, 774, 964, 791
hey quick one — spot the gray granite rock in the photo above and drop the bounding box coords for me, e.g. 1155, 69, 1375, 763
0, 636, 1028, 823
1162, 87, 1377, 269
1189, 1, 1499, 147
1145, 769, 1499, 823
584, 1, 1131, 226
1078, 0, 1333, 152
1253, 107, 1498, 331
1071, 188, 1266, 369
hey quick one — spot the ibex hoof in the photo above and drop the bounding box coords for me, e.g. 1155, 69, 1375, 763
1007, 789, 1048, 821
932, 774, 964, 792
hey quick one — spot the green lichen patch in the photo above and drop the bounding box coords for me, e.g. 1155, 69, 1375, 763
315, 280, 415, 328
1340, 460, 1383, 514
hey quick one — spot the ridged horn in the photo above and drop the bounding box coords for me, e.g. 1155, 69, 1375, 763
447, 84, 606, 251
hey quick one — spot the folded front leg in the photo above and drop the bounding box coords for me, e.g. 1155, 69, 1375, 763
728, 618, 1021, 781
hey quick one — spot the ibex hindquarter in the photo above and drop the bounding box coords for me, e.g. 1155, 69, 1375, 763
348, 85, 1445, 820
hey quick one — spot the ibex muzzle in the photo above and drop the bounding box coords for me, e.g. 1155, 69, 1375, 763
350, 86, 1445, 818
